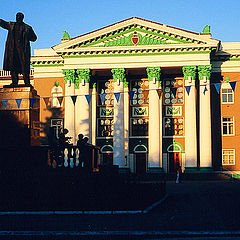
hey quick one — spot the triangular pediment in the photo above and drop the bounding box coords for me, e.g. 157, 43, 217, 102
53, 17, 219, 53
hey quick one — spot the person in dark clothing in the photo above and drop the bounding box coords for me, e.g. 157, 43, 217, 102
0, 12, 37, 86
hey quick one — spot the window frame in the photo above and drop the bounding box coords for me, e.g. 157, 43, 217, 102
222, 116, 235, 136
221, 88, 234, 104
222, 149, 235, 166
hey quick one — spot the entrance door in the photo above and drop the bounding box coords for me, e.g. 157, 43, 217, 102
136, 153, 147, 175
102, 153, 113, 166
169, 152, 180, 172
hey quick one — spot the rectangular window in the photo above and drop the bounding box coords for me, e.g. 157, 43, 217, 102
222, 117, 234, 135
222, 149, 235, 165
222, 89, 234, 103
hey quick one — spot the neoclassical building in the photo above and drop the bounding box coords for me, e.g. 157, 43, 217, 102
14, 17, 240, 173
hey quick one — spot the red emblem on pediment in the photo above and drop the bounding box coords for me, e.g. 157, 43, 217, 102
131, 32, 139, 45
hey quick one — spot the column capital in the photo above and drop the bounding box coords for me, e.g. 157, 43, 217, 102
146, 67, 161, 81
111, 68, 126, 83
182, 66, 197, 80
198, 65, 212, 80
63, 69, 75, 84
76, 69, 91, 88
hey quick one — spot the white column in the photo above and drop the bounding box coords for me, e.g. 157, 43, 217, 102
199, 65, 212, 168
63, 70, 75, 144
146, 67, 161, 169
112, 68, 125, 168
148, 80, 160, 168
91, 87, 97, 146
75, 69, 91, 142
184, 76, 197, 168
113, 81, 124, 167
124, 83, 129, 168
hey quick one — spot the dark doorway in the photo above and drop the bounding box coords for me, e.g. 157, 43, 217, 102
136, 153, 147, 175
102, 153, 113, 166
169, 152, 181, 172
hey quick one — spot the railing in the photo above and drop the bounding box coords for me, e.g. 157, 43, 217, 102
0, 69, 34, 77
48, 145, 100, 171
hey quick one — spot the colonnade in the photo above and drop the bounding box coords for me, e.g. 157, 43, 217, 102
63, 65, 212, 171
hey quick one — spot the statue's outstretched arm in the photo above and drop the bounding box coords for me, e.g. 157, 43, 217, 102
0, 19, 9, 30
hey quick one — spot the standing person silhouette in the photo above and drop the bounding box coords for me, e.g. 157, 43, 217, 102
0, 12, 37, 86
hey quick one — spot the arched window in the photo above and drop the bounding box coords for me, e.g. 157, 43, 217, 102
51, 83, 63, 108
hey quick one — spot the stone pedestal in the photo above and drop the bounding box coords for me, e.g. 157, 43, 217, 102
0, 86, 40, 146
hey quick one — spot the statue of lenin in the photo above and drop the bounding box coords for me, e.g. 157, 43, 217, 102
0, 13, 37, 87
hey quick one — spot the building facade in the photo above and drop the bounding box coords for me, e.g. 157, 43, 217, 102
1, 17, 240, 173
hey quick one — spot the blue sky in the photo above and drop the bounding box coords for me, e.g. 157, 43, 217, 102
0, 0, 240, 68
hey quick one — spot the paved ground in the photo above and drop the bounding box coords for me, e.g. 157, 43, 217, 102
0, 179, 240, 238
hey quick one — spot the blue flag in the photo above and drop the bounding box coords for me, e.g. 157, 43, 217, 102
203, 85, 208, 95
129, 91, 135, 101
15, 99, 22, 108
114, 92, 121, 103
99, 93, 106, 105
214, 83, 221, 94
185, 86, 191, 95
85, 94, 92, 105
229, 81, 236, 92
71, 96, 77, 105
29, 98, 36, 108
2, 99, 8, 109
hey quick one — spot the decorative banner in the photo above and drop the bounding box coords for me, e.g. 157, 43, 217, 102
100, 107, 114, 117
165, 106, 182, 116
29, 98, 36, 108
171, 88, 177, 97
203, 85, 208, 95
85, 94, 92, 105
114, 92, 121, 103
143, 89, 149, 100
129, 91, 135, 101
43, 97, 50, 107
15, 99, 22, 109
2, 99, 8, 109
229, 81, 236, 92
71, 96, 77, 105
132, 107, 148, 117
57, 96, 64, 106
99, 93, 106, 105
214, 83, 221, 94
185, 86, 191, 95
157, 89, 163, 99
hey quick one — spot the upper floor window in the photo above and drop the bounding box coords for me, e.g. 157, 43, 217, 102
222, 149, 235, 165
222, 89, 234, 103
222, 117, 234, 136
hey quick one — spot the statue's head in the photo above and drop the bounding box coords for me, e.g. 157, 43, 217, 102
16, 12, 24, 23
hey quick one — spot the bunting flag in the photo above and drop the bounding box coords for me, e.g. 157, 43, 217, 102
85, 94, 92, 105
185, 86, 191, 95
214, 83, 221, 94
2, 99, 8, 109
57, 96, 64, 106
157, 89, 163, 99
143, 89, 149, 100
114, 92, 121, 103
203, 85, 208, 95
29, 98, 36, 108
43, 97, 50, 107
171, 88, 177, 97
129, 91, 135, 101
229, 81, 236, 91
71, 96, 77, 105
15, 99, 22, 109
99, 93, 106, 105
